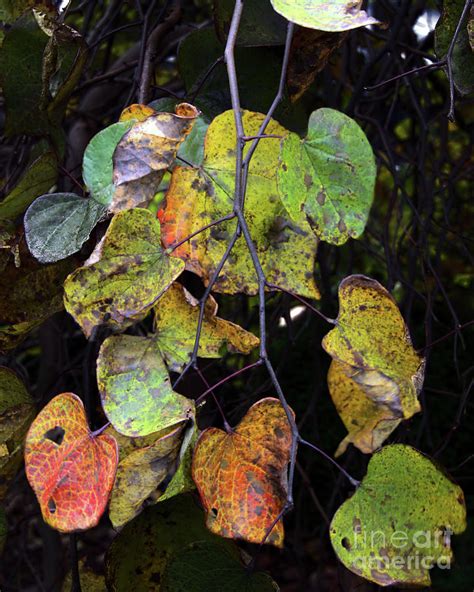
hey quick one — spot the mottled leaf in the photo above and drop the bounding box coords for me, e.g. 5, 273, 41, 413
159, 110, 320, 299
24, 193, 105, 263
192, 398, 293, 547
25, 393, 118, 532
105, 494, 232, 592
109, 423, 186, 528
270, 0, 379, 32
214, 0, 287, 46
330, 445, 467, 587
322, 275, 425, 454
0, 367, 35, 499
0, 151, 58, 221
161, 541, 279, 592
97, 333, 194, 437
153, 283, 259, 372
435, 0, 474, 95
0, 242, 74, 350
62, 560, 107, 592
277, 108, 376, 245
111, 103, 199, 213
328, 360, 401, 457
119, 103, 156, 123
82, 121, 135, 206
64, 208, 184, 337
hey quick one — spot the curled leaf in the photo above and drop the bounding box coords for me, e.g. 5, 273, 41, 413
64, 208, 184, 337
270, 0, 379, 32
330, 445, 466, 587
25, 393, 118, 532
153, 283, 259, 371
192, 398, 293, 547
322, 275, 425, 455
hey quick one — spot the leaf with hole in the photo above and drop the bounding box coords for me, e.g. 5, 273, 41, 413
322, 275, 425, 455
192, 398, 293, 547
330, 445, 466, 586
24, 193, 105, 263
277, 108, 376, 245
153, 283, 259, 372
63, 208, 184, 338
159, 109, 320, 299
270, 0, 379, 32
97, 333, 194, 437
24, 393, 118, 532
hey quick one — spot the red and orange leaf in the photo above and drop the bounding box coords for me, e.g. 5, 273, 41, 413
25, 393, 118, 533
192, 398, 293, 547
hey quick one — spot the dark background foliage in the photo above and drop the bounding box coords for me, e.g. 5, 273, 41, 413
0, 0, 473, 590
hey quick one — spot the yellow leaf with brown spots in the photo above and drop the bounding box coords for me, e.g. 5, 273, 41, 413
192, 398, 293, 547
322, 275, 425, 454
119, 103, 156, 123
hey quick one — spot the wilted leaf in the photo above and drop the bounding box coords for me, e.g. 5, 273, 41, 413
159, 110, 320, 299
97, 333, 194, 437
435, 0, 474, 95
270, 0, 379, 32
322, 275, 425, 454
82, 121, 135, 206
111, 103, 199, 213
192, 398, 293, 547
330, 445, 467, 587
0, 151, 58, 221
24, 193, 105, 263
25, 393, 118, 532
161, 541, 279, 592
64, 208, 184, 337
0, 367, 35, 498
287, 28, 348, 102
106, 494, 232, 592
153, 283, 259, 372
328, 360, 401, 457
109, 423, 186, 528
0, 243, 75, 350
277, 108, 376, 245
214, 0, 287, 47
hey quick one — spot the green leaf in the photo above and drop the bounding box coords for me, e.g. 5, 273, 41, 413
330, 445, 467, 587
270, 0, 379, 32
153, 283, 259, 372
435, 0, 474, 95
105, 494, 233, 591
214, 0, 287, 47
109, 423, 187, 528
82, 121, 135, 206
0, 367, 35, 499
277, 108, 376, 245
322, 275, 425, 456
24, 193, 105, 263
63, 208, 184, 337
0, 151, 58, 221
97, 334, 194, 437
159, 110, 320, 299
161, 541, 279, 592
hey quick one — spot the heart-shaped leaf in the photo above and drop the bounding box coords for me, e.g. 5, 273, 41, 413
24, 193, 105, 263
153, 283, 259, 371
192, 397, 293, 547
277, 108, 376, 245
97, 333, 194, 437
322, 275, 425, 455
64, 208, 184, 337
330, 445, 466, 587
270, 0, 379, 32
25, 393, 118, 532
159, 109, 320, 299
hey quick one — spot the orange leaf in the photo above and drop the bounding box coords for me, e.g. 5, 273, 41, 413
25, 393, 118, 533
192, 398, 293, 547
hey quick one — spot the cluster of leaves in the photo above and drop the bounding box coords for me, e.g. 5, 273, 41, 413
0, 0, 471, 590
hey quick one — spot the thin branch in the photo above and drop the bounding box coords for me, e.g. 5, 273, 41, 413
299, 438, 360, 488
